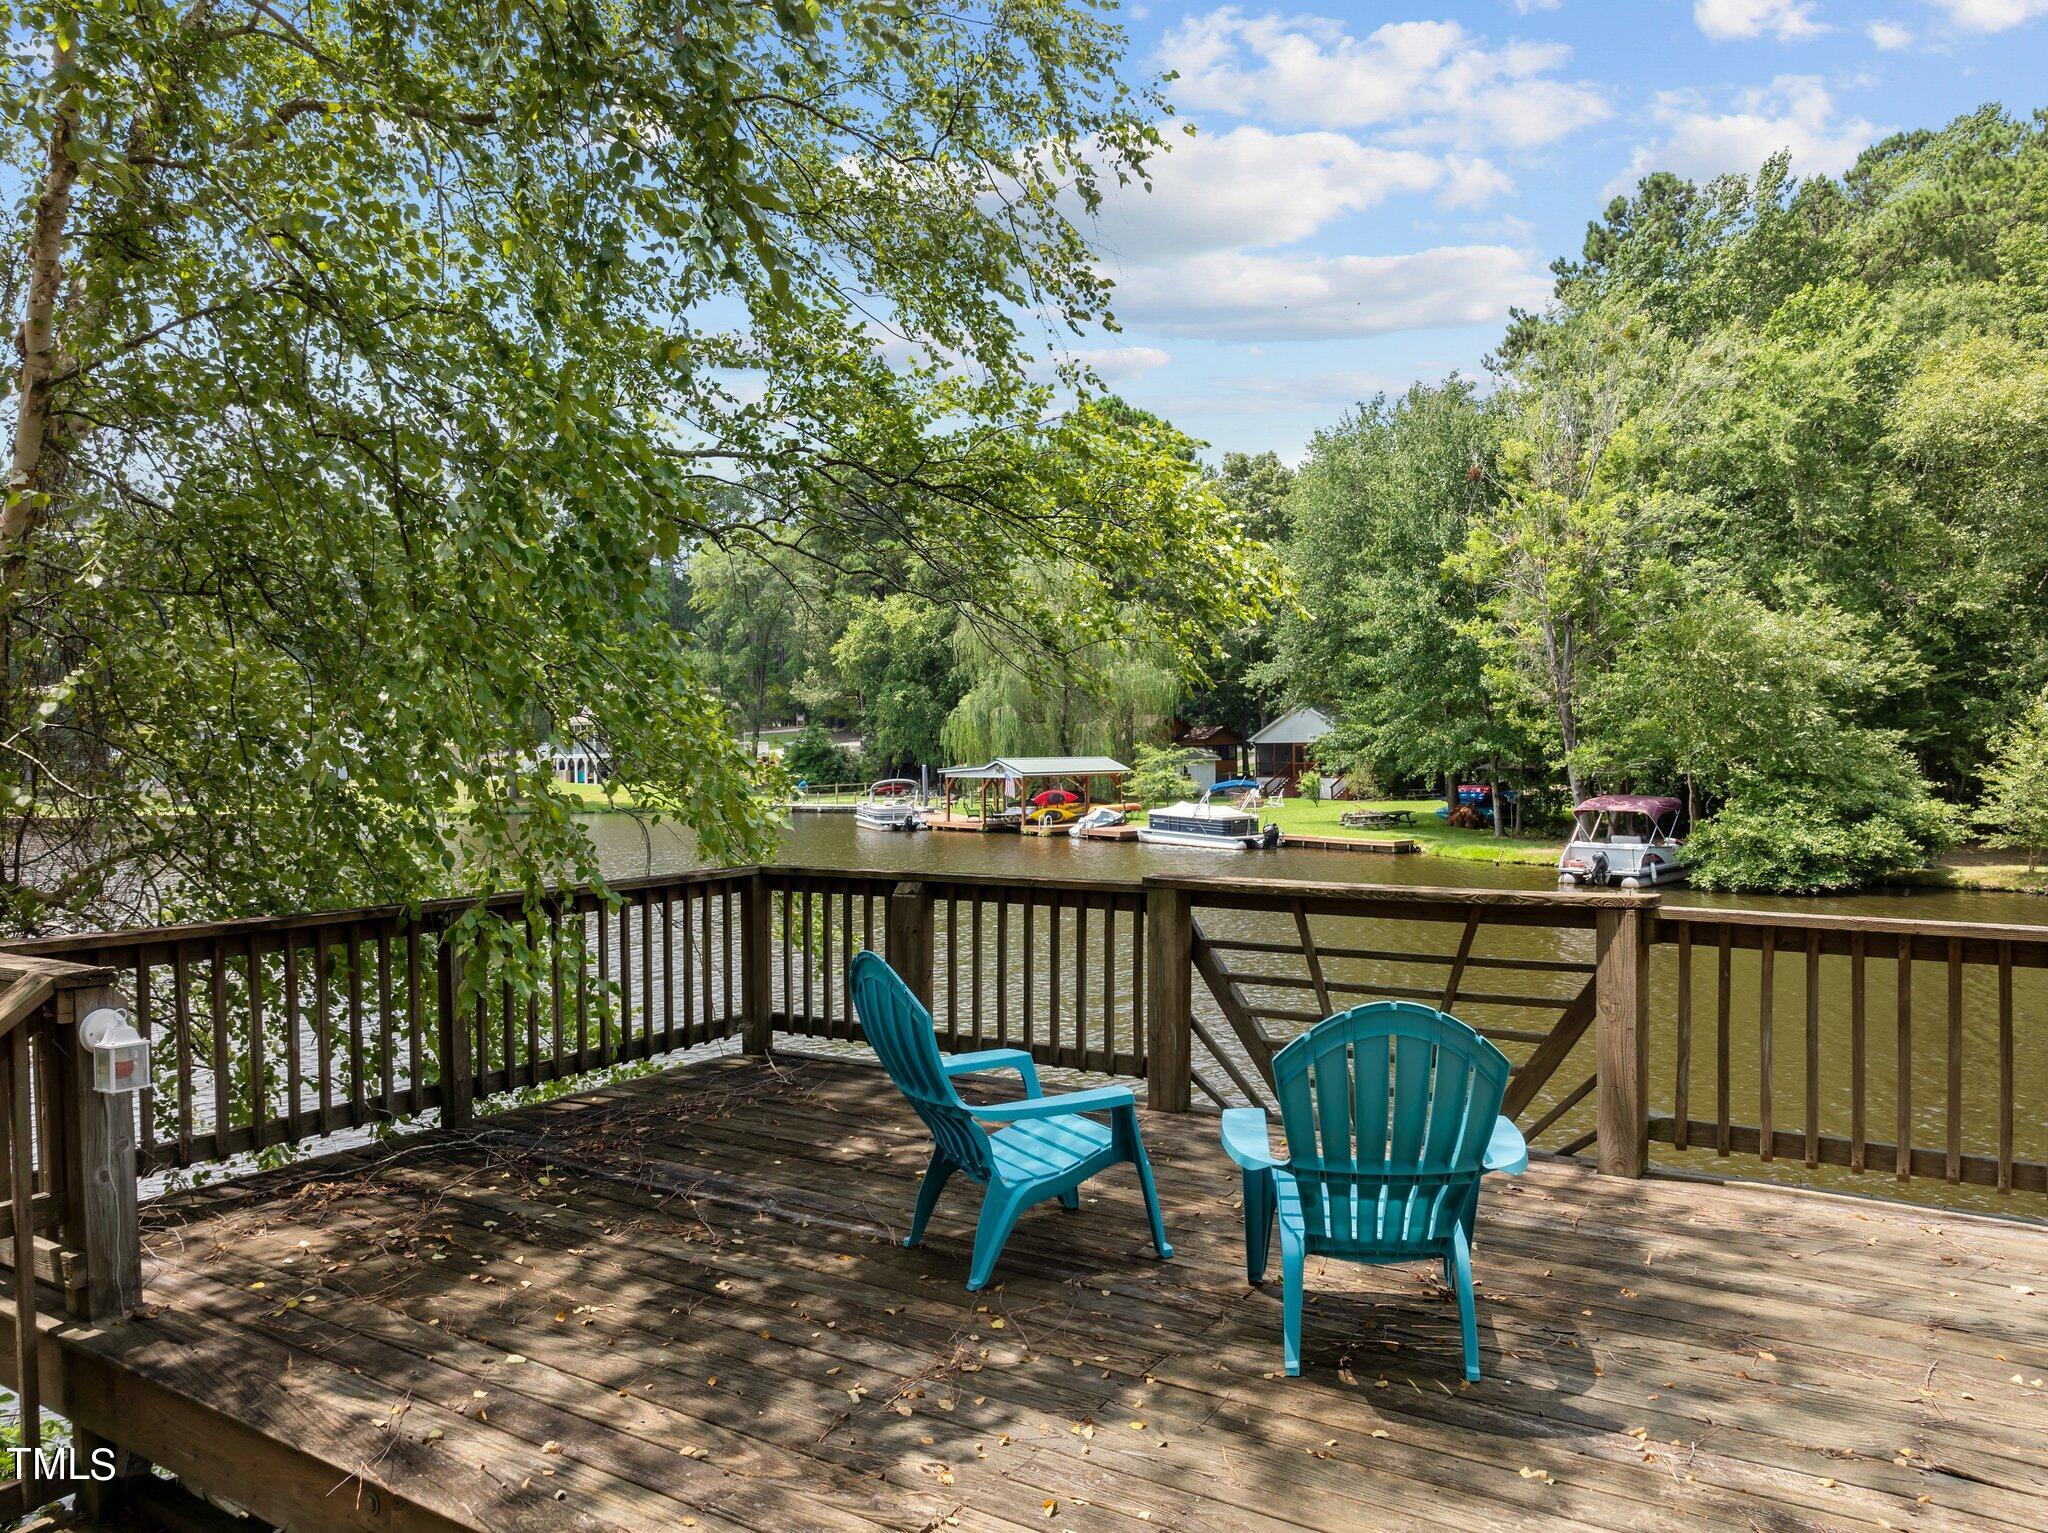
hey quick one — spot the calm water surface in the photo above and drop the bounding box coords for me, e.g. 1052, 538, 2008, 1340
583, 811, 2048, 1217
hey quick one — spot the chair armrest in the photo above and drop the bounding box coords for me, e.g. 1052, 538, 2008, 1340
973, 1085, 1134, 1122
1484, 1116, 1528, 1176
942, 1048, 1042, 1097
1221, 1107, 1283, 1171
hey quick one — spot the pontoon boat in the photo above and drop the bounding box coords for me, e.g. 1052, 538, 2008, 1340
854, 779, 927, 832
1557, 795, 1686, 888
1136, 788, 1282, 851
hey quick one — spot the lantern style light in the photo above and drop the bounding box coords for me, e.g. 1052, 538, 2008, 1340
80, 1008, 149, 1096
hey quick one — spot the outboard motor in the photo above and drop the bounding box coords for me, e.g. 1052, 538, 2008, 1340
1261, 822, 1283, 850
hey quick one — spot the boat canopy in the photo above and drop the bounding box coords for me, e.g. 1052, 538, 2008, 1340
1574, 794, 1682, 818
1210, 778, 1260, 793
941, 755, 1130, 781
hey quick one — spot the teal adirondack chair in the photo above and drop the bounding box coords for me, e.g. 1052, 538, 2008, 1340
1222, 1001, 1528, 1380
848, 950, 1173, 1291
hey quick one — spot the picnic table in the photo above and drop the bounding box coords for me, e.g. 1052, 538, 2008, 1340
1340, 807, 1416, 829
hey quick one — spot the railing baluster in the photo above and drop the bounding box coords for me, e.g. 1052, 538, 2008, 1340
1896, 945, 1912, 1181
1850, 934, 1866, 1172
996, 899, 1010, 1047
597, 901, 612, 1064
1074, 897, 1089, 1069
801, 885, 814, 1033
1715, 926, 1731, 1156
1946, 936, 1963, 1183
1673, 925, 1691, 1151
348, 927, 367, 1120
1804, 932, 1820, 1169
1023, 896, 1036, 1054
616, 899, 632, 1061
409, 920, 428, 1110
380, 927, 398, 1115
971, 896, 985, 1047
546, 904, 564, 1080
1757, 930, 1775, 1162
641, 894, 655, 1056
661, 890, 675, 1051
1997, 940, 2014, 1195
247, 935, 268, 1153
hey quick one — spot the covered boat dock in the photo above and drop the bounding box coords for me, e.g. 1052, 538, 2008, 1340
938, 755, 1130, 830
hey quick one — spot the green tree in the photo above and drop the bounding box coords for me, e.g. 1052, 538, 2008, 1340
831, 597, 962, 773
781, 723, 856, 789
0, 0, 1271, 934
688, 543, 803, 749
1270, 379, 1527, 811
1126, 744, 1203, 808
1978, 693, 2048, 871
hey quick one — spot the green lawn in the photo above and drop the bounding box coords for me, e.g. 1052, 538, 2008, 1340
1254, 797, 1564, 866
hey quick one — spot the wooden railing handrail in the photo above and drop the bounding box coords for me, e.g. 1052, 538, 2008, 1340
0, 867, 756, 958
1655, 902, 2048, 950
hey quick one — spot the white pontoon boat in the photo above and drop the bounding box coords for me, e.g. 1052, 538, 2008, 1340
1136, 788, 1282, 851
854, 779, 927, 832
1557, 795, 1686, 888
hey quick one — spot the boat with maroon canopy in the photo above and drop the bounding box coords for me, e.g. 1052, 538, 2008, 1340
1557, 794, 1687, 888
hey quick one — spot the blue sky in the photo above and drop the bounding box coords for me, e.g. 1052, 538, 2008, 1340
1068, 0, 2048, 460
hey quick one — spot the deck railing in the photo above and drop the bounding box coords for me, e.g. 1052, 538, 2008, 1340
5, 870, 2044, 1208
1651, 908, 2045, 1195
0, 954, 142, 1523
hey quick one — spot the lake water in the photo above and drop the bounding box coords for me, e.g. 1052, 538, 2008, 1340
581, 810, 2048, 1217
586, 807, 2048, 925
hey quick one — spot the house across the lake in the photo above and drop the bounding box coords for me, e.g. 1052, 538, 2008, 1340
1250, 706, 1334, 791
1170, 721, 1246, 789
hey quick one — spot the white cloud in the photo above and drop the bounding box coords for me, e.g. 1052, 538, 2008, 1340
1052, 345, 1172, 383
1084, 127, 1452, 260
1867, 19, 1916, 46
1694, 0, 1827, 40
1607, 76, 1882, 196
1510, 0, 1562, 12
1438, 155, 1517, 208
1158, 9, 1609, 148
1109, 245, 1552, 341
1923, 0, 2048, 30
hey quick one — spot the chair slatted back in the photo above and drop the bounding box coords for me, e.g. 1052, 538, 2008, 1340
849, 952, 995, 1180
1272, 1001, 1510, 1257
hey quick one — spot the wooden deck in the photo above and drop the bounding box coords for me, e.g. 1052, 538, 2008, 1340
48, 1051, 2048, 1532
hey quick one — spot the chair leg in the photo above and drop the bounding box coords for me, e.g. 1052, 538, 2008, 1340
967, 1186, 1028, 1292
906, 1150, 956, 1249
1243, 1168, 1274, 1284
1449, 1222, 1481, 1382
1279, 1217, 1306, 1378
1123, 1108, 1174, 1260
1056, 1186, 1080, 1211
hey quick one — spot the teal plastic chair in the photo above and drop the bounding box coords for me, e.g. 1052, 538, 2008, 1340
848, 950, 1173, 1290
1222, 1000, 1527, 1380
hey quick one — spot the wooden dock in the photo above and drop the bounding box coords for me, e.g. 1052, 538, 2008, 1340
33, 1051, 2048, 1533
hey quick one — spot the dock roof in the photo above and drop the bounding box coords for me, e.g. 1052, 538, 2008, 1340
941, 754, 1129, 779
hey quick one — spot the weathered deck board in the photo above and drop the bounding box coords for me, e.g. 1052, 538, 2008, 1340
60, 1052, 2048, 1531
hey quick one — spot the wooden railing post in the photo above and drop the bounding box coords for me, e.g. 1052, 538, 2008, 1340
741, 872, 773, 1055
1595, 896, 1654, 1177
885, 882, 935, 1010
435, 919, 473, 1130
1144, 884, 1192, 1112
59, 979, 144, 1321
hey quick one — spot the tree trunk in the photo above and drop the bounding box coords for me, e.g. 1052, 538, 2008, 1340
1443, 772, 1457, 820
1489, 759, 1503, 837
2, 37, 81, 615
1542, 615, 1584, 805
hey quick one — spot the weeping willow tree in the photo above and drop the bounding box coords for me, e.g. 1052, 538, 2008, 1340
940, 566, 1183, 763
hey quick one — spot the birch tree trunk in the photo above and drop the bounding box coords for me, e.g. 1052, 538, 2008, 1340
2, 37, 79, 607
